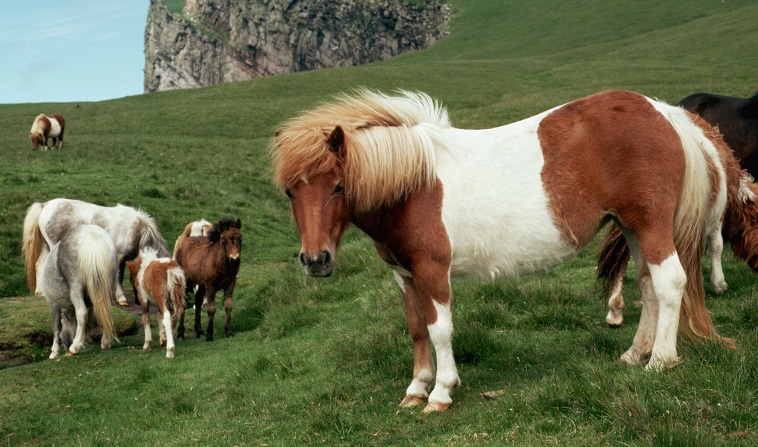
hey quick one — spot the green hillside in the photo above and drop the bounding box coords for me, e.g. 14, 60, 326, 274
0, 1, 756, 445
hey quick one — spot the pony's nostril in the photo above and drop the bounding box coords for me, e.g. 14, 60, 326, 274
321, 250, 331, 266
299, 252, 307, 266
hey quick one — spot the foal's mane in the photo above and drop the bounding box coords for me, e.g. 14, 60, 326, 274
272, 89, 453, 211
207, 217, 239, 243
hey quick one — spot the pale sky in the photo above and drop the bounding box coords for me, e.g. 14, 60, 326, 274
0, 0, 149, 104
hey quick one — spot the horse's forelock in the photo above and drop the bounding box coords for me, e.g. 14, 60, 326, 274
272, 90, 446, 210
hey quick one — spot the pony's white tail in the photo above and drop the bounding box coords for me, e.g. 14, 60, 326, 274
658, 102, 733, 346
22, 202, 43, 293
166, 266, 187, 328
79, 233, 119, 343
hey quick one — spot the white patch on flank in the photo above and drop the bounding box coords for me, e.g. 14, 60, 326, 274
433, 108, 577, 280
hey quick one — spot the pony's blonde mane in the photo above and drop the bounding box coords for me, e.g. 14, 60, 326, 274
272, 89, 452, 212
30, 113, 46, 135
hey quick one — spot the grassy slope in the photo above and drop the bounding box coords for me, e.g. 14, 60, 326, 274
0, 0, 756, 445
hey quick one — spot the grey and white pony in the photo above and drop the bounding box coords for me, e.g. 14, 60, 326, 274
39, 224, 119, 358
23, 198, 170, 306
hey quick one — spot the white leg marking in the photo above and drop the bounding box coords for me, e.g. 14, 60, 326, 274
621, 274, 657, 366
426, 300, 459, 409
708, 227, 727, 294
647, 254, 686, 370
605, 272, 625, 327
142, 311, 152, 350
163, 310, 175, 359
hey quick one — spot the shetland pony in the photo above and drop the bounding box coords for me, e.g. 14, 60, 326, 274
174, 218, 242, 341
22, 198, 170, 306
126, 248, 186, 358
601, 91, 758, 326
271, 89, 747, 413
39, 224, 119, 358
29, 113, 65, 150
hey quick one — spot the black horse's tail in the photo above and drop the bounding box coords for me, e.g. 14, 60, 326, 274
597, 224, 630, 297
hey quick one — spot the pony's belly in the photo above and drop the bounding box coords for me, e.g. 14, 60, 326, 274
447, 223, 578, 279
49, 119, 62, 137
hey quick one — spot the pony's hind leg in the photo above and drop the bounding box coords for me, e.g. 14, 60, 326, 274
48, 302, 63, 359
625, 227, 686, 370
394, 272, 435, 408
646, 254, 686, 370
161, 310, 175, 358
605, 270, 625, 327
708, 224, 727, 294
115, 261, 129, 306
67, 291, 89, 355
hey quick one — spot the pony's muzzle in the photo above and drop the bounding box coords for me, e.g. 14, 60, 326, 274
299, 250, 333, 277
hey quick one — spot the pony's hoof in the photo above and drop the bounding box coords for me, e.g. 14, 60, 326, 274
422, 402, 451, 413
49, 352, 59, 360
117, 297, 128, 307
101, 342, 112, 350
205, 336, 214, 342
399, 395, 427, 407
65, 351, 75, 357
646, 355, 682, 371
605, 310, 623, 327
713, 282, 728, 294
166, 350, 175, 359
143, 344, 151, 351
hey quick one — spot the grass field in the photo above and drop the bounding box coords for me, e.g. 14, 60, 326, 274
0, 0, 756, 445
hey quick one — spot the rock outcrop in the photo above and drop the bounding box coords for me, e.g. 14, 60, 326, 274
144, 0, 451, 93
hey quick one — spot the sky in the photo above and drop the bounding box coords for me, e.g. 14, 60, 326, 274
0, 0, 150, 104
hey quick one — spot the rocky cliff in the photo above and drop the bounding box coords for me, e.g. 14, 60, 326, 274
144, 0, 451, 93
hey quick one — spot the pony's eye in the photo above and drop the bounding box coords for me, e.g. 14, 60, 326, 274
285, 188, 293, 199
333, 183, 344, 195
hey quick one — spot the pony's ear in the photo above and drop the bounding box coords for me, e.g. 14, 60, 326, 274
274, 130, 282, 138
234, 219, 242, 229
327, 126, 346, 158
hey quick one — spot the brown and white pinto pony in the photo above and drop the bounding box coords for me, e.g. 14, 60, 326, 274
29, 113, 65, 150
601, 91, 758, 327
126, 248, 186, 358
272, 89, 742, 413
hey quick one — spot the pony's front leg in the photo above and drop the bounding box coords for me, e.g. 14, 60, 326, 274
115, 261, 129, 306
141, 302, 152, 350
393, 271, 435, 408
223, 283, 235, 338
411, 264, 459, 413
194, 286, 206, 338
48, 302, 62, 359
205, 288, 217, 342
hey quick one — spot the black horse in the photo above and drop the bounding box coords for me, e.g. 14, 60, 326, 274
678, 92, 758, 175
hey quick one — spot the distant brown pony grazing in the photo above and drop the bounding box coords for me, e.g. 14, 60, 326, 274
29, 113, 65, 150
600, 91, 758, 327
272, 89, 746, 413
175, 218, 242, 341
126, 248, 186, 358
